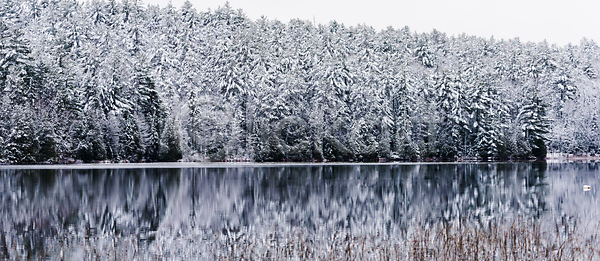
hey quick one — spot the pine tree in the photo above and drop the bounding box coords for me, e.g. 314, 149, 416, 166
519, 93, 550, 159
138, 74, 164, 161
119, 111, 143, 161
0, 20, 33, 102
434, 70, 466, 159
3, 104, 37, 163
74, 110, 107, 162
158, 116, 182, 161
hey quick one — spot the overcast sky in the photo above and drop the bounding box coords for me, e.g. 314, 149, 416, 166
136, 0, 599, 46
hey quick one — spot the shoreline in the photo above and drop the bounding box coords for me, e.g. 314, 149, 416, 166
1, 157, 598, 169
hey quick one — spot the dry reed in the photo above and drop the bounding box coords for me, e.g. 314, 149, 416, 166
5, 216, 600, 260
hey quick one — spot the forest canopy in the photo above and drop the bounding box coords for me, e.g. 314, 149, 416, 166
1, 0, 599, 163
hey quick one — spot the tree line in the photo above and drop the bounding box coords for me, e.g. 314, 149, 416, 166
0, 0, 599, 163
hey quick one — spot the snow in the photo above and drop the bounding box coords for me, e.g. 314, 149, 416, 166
0, 0, 599, 164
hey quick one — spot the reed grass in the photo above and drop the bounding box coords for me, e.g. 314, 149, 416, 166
5, 216, 600, 260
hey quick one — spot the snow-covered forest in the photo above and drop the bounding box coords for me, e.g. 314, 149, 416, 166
1, 0, 599, 163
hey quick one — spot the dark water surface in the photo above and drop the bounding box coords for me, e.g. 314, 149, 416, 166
0, 162, 598, 259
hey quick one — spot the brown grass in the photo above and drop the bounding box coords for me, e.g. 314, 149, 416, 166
6, 216, 600, 260
207, 217, 600, 261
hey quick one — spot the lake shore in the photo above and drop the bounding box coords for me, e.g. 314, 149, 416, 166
0, 160, 547, 170
1, 155, 599, 169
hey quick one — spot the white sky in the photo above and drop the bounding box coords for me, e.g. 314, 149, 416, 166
137, 0, 599, 46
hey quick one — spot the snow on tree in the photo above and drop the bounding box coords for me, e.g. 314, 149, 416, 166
0, 0, 599, 162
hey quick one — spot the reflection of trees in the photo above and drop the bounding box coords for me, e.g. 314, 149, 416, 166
0, 168, 180, 258
409, 163, 549, 222
3, 163, 599, 259
163, 164, 551, 237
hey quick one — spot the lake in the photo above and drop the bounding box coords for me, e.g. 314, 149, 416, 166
0, 162, 598, 260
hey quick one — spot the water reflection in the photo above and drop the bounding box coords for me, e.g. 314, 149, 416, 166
0, 163, 598, 259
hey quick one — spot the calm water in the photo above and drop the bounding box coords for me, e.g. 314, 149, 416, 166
0, 162, 598, 259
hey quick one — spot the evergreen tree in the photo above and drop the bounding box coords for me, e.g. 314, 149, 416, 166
138, 74, 164, 161
119, 111, 143, 161
158, 116, 182, 161
74, 110, 107, 162
434, 70, 465, 159
3, 104, 37, 163
519, 93, 550, 159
